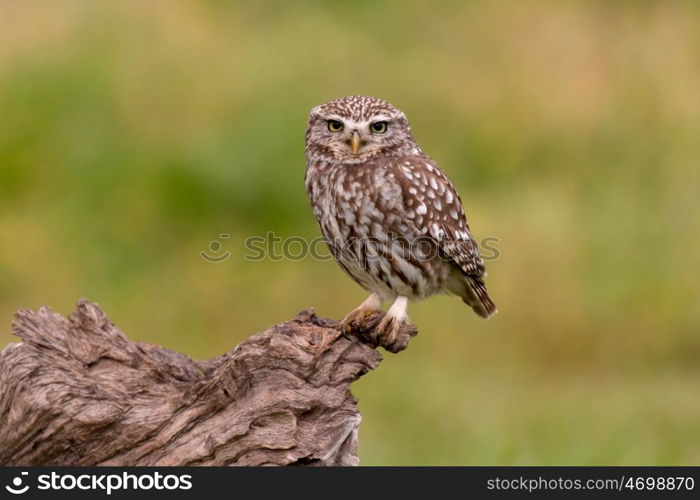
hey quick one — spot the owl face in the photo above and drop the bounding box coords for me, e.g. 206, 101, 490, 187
306, 96, 417, 164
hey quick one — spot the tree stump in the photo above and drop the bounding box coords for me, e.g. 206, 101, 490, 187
0, 299, 417, 466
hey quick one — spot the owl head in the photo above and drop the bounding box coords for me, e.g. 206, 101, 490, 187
305, 96, 418, 164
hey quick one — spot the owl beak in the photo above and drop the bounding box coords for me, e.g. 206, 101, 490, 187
350, 131, 362, 155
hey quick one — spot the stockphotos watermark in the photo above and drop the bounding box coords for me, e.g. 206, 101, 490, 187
3, 470, 192, 495
200, 231, 501, 263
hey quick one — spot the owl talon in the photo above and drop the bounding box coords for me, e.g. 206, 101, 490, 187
343, 295, 415, 352
340, 292, 383, 332
341, 308, 374, 332
376, 314, 407, 347
374, 296, 409, 349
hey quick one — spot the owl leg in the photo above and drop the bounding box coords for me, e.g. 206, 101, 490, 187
341, 292, 382, 331
376, 296, 409, 346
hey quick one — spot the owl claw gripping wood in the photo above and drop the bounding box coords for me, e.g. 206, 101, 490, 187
305, 96, 497, 349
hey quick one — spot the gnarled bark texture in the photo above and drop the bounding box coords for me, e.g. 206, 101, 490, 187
0, 299, 416, 466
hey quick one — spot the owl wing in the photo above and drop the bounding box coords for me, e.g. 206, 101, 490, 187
387, 156, 485, 275
387, 156, 496, 317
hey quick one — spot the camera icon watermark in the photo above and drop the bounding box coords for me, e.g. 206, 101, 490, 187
5, 471, 29, 495
200, 234, 231, 263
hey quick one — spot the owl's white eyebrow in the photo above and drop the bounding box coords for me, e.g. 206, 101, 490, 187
342, 117, 393, 128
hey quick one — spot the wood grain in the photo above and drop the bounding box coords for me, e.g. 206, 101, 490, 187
0, 299, 417, 466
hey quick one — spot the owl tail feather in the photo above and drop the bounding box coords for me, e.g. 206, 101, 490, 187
446, 268, 497, 319
461, 276, 497, 319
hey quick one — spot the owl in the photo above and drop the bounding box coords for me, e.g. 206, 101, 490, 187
305, 96, 496, 345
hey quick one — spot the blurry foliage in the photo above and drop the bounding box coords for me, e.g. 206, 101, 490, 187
0, 0, 699, 464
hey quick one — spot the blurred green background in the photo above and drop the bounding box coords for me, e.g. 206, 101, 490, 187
1, 0, 699, 465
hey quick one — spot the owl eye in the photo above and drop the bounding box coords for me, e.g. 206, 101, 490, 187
370, 121, 388, 134
327, 120, 344, 132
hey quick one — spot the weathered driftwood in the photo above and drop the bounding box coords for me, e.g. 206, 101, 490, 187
0, 299, 416, 466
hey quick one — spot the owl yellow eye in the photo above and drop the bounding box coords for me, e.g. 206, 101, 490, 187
370, 121, 388, 134
327, 120, 344, 132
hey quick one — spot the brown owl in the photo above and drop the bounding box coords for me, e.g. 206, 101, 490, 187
305, 95, 496, 345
